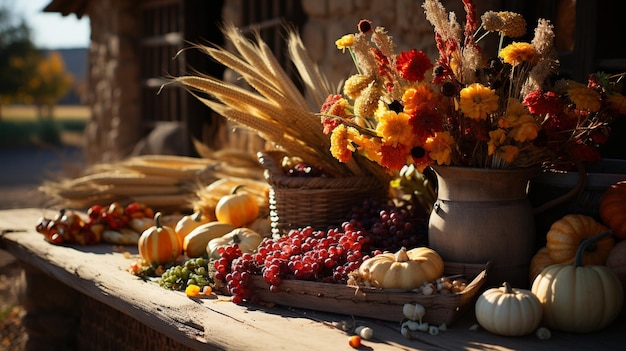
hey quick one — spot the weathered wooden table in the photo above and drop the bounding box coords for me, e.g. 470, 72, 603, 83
1, 208, 624, 351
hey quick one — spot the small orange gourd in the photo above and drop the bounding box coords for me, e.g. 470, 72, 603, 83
215, 185, 259, 227
138, 212, 181, 265
546, 214, 614, 265
599, 181, 626, 239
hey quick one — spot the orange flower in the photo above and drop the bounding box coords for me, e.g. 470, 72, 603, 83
330, 124, 355, 163
424, 131, 455, 165
459, 83, 499, 120
402, 84, 438, 114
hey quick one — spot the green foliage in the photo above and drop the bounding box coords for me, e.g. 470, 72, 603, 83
0, 118, 86, 148
0, 5, 40, 103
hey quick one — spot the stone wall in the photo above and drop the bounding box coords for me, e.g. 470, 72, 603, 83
83, 0, 143, 165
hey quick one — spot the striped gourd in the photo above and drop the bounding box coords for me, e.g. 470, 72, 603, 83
138, 212, 181, 265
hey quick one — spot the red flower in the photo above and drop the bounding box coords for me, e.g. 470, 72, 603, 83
396, 49, 433, 82
523, 89, 563, 115
408, 108, 444, 142
320, 94, 348, 134
380, 143, 409, 170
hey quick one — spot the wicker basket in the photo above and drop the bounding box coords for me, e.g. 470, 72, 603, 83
257, 150, 387, 235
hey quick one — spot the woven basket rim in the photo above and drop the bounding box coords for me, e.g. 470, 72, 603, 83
258, 150, 386, 189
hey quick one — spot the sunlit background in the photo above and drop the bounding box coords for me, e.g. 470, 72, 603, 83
7, 0, 89, 49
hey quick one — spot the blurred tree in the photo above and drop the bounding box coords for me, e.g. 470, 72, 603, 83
24, 51, 73, 119
0, 4, 40, 119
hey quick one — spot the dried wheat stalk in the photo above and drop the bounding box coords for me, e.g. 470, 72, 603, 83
170, 22, 387, 181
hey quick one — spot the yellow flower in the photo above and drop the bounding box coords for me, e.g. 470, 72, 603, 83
499, 42, 537, 66
499, 145, 520, 163
424, 131, 455, 165
567, 85, 601, 112
459, 83, 499, 120
487, 129, 506, 155
330, 124, 355, 163
498, 99, 536, 132
335, 34, 355, 52
376, 110, 413, 147
510, 117, 540, 142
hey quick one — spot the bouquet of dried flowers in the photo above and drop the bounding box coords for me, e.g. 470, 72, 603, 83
321, 0, 626, 173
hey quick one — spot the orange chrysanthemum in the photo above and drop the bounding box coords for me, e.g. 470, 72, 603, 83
402, 84, 438, 114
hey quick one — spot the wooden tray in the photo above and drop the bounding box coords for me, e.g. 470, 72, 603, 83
249, 261, 489, 325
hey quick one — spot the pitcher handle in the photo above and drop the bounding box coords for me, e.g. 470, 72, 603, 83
533, 161, 587, 215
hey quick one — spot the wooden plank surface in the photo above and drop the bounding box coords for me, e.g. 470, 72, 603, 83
1, 208, 625, 351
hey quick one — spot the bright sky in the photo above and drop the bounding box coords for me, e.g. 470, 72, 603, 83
7, 0, 90, 49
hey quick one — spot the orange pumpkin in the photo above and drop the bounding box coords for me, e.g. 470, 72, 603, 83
138, 212, 182, 265
600, 181, 626, 239
546, 214, 614, 265
215, 185, 259, 227
529, 247, 574, 283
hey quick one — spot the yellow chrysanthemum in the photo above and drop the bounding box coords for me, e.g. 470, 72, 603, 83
459, 83, 499, 120
402, 84, 438, 114
487, 129, 507, 155
499, 42, 537, 66
375, 110, 413, 147
424, 131, 455, 165
567, 85, 601, 112
329, 124, 355, 163
335, 34, 355, 52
